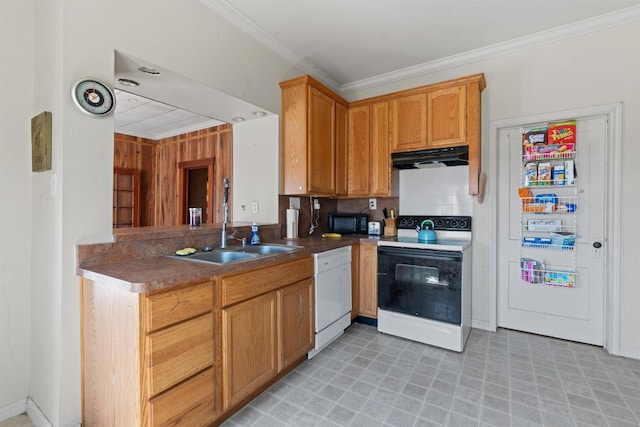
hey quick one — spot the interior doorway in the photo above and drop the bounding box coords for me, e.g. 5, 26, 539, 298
179, 158, 214, 224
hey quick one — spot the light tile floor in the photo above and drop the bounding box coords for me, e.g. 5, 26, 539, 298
223, 323, 640, 427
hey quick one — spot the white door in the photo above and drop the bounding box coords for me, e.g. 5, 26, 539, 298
497, 116, 606, 345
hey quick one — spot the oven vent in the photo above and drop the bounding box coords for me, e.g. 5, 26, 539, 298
392, 146, 469, 168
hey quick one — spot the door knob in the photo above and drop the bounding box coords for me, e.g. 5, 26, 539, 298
593, 242, 602, 248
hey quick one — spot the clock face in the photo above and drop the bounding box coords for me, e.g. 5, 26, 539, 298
71, 79, 115, 116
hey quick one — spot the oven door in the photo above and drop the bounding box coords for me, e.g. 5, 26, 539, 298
377, 246, 462, 325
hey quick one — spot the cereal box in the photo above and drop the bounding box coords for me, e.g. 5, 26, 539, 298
548, 120, 576, 146
522, 127, 548, 160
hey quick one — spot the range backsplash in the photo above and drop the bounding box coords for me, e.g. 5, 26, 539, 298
399, 166, 473, 216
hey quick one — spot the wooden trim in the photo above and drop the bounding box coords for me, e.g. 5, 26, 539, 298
178, 158, 215, 224
280, 74, 349, 106
466, 81, 482, 195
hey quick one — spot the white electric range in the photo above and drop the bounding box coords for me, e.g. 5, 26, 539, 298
377, 215, 472, 352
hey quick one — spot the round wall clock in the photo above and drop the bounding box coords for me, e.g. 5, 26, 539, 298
70, 78, 116, 116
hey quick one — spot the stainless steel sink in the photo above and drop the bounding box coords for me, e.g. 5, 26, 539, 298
240, 244, 299, 255
170, 244, 300, 265
171, 250, 258, 264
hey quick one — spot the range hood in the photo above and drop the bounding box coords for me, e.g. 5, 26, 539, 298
392, 145, 469, 169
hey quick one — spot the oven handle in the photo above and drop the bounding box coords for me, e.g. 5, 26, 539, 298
378, 246, 462, 262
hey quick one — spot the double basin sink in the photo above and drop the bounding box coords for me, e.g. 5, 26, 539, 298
170, 244, 300, 265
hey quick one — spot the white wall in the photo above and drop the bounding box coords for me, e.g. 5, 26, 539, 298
232, 115, 280, 224
347, 21, 640, 355
1, 0, 302, 425
0, 1, 34, 418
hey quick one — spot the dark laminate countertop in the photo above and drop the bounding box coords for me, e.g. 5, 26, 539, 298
77, 233, 381, 293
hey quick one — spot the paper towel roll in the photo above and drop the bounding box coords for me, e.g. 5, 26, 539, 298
286, 209, 299, 239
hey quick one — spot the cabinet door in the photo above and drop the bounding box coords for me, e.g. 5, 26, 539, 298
390, 93, 427, 152
358, 242, 378, 318
370, 101, 391, 196
335, 102, 349, 196
427, 85, 467, 147
222, 292, 277, 410
347, 105, 370, 196
279, 278, 314, 369
308, 86, 336, 194
281, 83, 308, 194
351, 244, 360, 320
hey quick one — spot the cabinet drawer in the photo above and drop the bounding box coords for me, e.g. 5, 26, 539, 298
148, 367, 215, 426
147, 313, 214, 397
146, 280, 213, 332
221, 257, 313, 307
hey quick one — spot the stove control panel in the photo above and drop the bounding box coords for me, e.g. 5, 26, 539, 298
396, 216, 472, 231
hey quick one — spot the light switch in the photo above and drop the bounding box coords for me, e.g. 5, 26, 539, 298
252, 201, 259, 214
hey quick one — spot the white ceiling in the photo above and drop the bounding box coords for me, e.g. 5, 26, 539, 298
115, 1, 639, 139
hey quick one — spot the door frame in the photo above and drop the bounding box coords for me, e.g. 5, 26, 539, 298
178, 158, 215, 224
489, 103, 623, 355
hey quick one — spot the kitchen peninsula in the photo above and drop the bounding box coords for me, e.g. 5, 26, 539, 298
77, 223, 363, 426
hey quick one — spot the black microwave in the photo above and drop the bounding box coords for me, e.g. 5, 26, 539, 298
328, 213, 368, 235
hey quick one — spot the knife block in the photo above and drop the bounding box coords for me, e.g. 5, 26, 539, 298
384, 218, 397, 237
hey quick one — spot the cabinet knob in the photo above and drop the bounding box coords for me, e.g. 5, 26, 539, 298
593, 241, 602, 249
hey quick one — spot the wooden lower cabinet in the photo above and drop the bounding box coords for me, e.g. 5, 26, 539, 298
81, 256, 314, 427
351, 243, 360, 319
218, 256, 314, 415
280, 278, 314, 369
222, 292, 278, 409
358, 241, 378, 318
81, 277, 216, 427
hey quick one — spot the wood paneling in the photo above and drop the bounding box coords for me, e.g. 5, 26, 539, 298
114, 124, 233, 227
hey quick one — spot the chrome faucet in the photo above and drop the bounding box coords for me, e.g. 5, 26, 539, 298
221, 178, 230, 248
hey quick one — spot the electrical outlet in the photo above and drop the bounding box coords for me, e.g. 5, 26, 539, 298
313, 199, 320, 210
369, 198, 377, 209
289, 197, 301, 210
251, 201, 259, 214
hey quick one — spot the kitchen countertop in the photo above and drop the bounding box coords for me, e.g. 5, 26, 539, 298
77, 234, 380, 293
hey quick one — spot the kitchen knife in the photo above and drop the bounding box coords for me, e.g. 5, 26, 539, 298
383, 208, 388, 218
390, 209, 395, 218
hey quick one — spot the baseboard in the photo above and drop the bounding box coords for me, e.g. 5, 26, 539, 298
26, 398, 52, 427
619, 345, 640, 360
471, 318, 494, 331
0, 398, 52, 426
0, 398, 27, 422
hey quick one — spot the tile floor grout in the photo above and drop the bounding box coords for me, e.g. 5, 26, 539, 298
223, 323, 640, 427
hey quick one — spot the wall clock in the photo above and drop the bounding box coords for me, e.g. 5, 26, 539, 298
70, 78, 116, 116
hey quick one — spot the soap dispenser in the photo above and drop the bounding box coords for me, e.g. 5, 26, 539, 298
250, 222, 261, 245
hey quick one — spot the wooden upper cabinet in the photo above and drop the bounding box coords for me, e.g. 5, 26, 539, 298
347, 105, 370, 197
370, 101, 391, 196
280, 75, 347, 196
347, 101, 393, 197
427, 84, 467, 147
335, 102, 349, 196
307, 87, 335, 194
390, 93, 427, 153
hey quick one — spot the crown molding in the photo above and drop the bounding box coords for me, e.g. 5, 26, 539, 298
340, 5, 640, 95
199, 1, 639, 97
199, 0, 342, 92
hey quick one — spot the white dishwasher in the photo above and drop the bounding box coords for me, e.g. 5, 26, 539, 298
308, 246, 352, 358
